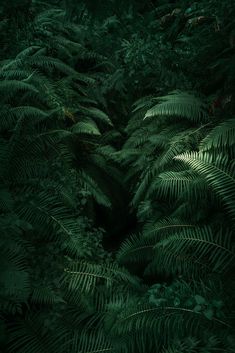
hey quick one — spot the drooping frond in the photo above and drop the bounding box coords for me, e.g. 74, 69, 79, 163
200, 117, 235, 151
71, 118, 101, 136
80, 107, 113, 126
143, 217, 196, 239
30, 287, 65, 306
155, 170, 198, 199
174, 152, 235, 221
117, 233, 154, 265
78, 171, 112, 208
64, 261, 141, 293
0, 80, 39, 97
111, 299, 229, 350
69, 328, 112, 353
144, 91, 208, 122
154, 226, 234, 275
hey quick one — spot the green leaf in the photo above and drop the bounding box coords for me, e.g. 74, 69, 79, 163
194, 295, 206, 305
193, 305, 202, 312
144, 91, 208, 122
203, 308, 214, 320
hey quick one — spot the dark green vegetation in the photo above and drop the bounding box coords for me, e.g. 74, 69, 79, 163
0, 0, 235, 352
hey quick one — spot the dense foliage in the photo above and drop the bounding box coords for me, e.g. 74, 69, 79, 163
0, 0, 234, 352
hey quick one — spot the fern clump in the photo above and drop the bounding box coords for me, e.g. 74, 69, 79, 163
1, 0, 235, 352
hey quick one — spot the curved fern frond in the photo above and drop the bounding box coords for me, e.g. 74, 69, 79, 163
154, 226, 234, 275
30, 287, 65, 306
132, 95, 156, 113
175, 152, 235, 221
10, 106, 50, 121
15, 46, 42, 60
0, 246, 30, 303
64, 261, 141, 293
143, 217, 196, 239
155, 170, 198, 199
117, 233, 154, 265
131, 160, 160, 206
200, 118, 235, 151
16, 192, 84, 243
25, 56, 78, 76
71, 119, 101, 136
144, 91, 208, 122
80, 107, 113, 126
0, 80, 38, 96
112, 303, 228, 348
70, 329, 112, 353
78, 171, 111, 208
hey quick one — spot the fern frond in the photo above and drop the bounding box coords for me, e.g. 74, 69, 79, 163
16, 192, 84, 242
25, 55, 78, 76
64, 261, 141, 294
71, 119, 101, 136
30, 287, 65, 306
131, 160, 160, 206
0, 244, 30, 303
144, 91, 208, 122
0, 80, 38, 96
143, 217, 196, 239
10, 106, 50, 121
117, 233, 154, 265
15, 46, 42, 59
78, 171, 111, 208
155, 170, 198, 199
70, 328, 112, 353
175, 152, 235, 221
132, 95, 156, 113
0, 68, 37, 80
154, 226, 234, 275
112, 302, 228, 349
80, 107, 113, 126
200, 118, 235, 151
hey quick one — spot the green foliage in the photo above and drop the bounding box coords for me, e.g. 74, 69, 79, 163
144, 91, 209, 122
0, 0, 235, 352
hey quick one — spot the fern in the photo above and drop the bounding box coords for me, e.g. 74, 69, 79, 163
78, 171, 112, 208
154, 226, 234, 275
175, 152, 235, 221
144, 91, 208, 122
7, 315, 59, 353
117, 233, 154, 265
1, 1, 235, 352
64, 261, 141, 293
111, 302, 229, 350
143, 217, 196, 239
155, 170, 198, 199
200, 117, 235, 151
0, 80, 39, 96
71, 119, 101, 136
30, 287, 65, 306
